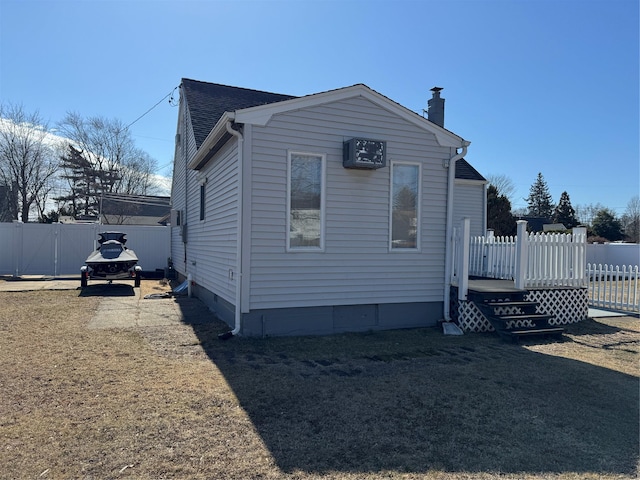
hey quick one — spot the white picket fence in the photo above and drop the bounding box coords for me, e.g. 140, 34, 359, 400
468, 233, 516, 280
468, 230, 588, 287
587, 263, 639, 313
454, 219, 639, 313
456, 220, 587, 292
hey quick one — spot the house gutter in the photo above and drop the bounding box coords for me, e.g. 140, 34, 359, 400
188, 112, 235, 171
226, 120, 244, 337
443, 141, 470, 321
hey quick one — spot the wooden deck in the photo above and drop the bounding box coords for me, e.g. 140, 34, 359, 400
466, 279, 526, 294
452, 278, 526, 294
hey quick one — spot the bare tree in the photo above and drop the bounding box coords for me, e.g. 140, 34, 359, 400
574, 202, 605, 227
486, 173, 516, 203
56, 113, 159, 214
621, 195, 640, 243
119, 149, 159, 195
0, 104, 60, 222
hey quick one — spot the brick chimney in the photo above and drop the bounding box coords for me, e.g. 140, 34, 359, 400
427, 87, 445, 127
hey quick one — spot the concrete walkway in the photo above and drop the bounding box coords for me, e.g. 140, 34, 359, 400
87, 285, 186, 330
0, 276, 82, 291
0, 277, 195, 329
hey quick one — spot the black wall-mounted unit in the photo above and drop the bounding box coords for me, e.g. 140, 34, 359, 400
343, 138, 386, 169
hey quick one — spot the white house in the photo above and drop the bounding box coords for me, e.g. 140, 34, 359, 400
170, 79, 486, 336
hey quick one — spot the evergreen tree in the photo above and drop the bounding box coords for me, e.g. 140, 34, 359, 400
552, 191, 578, 228
591, 208, 624, 241
487, 185, 516, 236
526, 172, 554, 218
56, 144, 119, 217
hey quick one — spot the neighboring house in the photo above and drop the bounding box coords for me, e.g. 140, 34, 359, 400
170, 78, 487, 336
517, 216, 551, 233
542, 223, 567, 232
100, 194, 171, 226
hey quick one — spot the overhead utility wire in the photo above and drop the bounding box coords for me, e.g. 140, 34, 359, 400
125, 86, 179, 130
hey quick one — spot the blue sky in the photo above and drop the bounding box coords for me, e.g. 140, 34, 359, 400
1, 0, 638, 216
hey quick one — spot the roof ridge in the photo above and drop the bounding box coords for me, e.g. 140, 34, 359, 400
181, 78, 297, 99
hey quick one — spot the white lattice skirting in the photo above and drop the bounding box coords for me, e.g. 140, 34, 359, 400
453, 287, 589, 332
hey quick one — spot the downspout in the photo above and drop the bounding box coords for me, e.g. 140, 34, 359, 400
226, 120, 244, 337
182, 91, 189, 270
482, 182, 488, 233
443, 141, 470, 321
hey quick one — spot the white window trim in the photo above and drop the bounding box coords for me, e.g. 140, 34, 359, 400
286, 150, 326, 252
389, 160, 421, 252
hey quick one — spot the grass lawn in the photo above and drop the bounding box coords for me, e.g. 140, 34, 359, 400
0, 282, 638, 479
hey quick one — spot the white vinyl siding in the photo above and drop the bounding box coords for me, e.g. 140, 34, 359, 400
453, 181, 486, 236
170, 101, 197, 276
247, 96, 451, 310
170, 105, 239, 306
185, 139, 239, 304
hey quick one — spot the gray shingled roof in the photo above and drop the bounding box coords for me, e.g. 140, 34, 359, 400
455, 158, 486, 181
181, 78, 297, 148
101, 194, 171, 217
182, 79, 485, 182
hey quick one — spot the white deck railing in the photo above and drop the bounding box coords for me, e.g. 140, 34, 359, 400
453, 220, 588, 300
525, 229, 587, 287
469, 233, 516, 280
587, 263, 639, 313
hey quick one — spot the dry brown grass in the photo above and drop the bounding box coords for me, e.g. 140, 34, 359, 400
0, 281, 638, 479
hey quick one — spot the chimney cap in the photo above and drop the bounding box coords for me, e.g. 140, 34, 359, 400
430, 86, 443, 92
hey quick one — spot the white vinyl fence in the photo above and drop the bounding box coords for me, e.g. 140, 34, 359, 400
0, 222, 171, 277
587, 263, 639, 313
587, 242, 640, 267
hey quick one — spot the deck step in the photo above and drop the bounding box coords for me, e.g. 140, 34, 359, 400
500, 326, 565, 339
478, 301, 539, 316
483, 301, 539, 309
463, 282, 565, 341
489, 314, 554, 323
